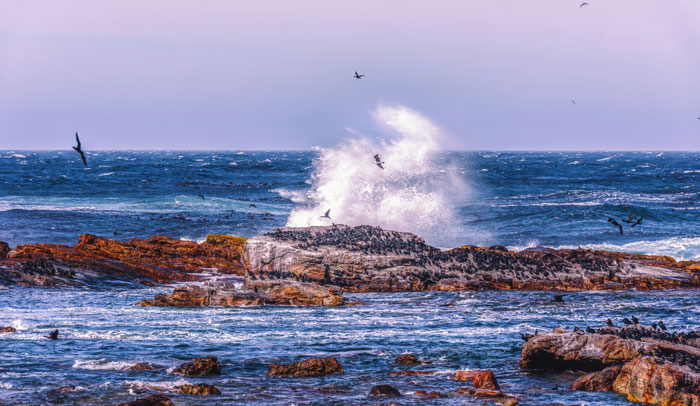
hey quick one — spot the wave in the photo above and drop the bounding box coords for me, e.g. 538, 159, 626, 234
557, 236, 700, 261
286, 104, 481, 246
73, 358, 139, 371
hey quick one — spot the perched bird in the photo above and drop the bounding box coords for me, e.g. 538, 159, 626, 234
658, 321, 667, 331
586, 326, 596, 334
553, 294, 565, 303
198, 194, 205, 200
631, 217, 643, 228
622, 318, 632, 325
374, 154, 385, 170
573, 326, 583, 333
72, 133, 87, 166
621, 214, 637, 224
321, 209, 331, 219
580, 2, 589, 7
353, 71, 365, 79
631, 316, 639, 324
521, 332, 534, 341
651, 322, 658, 330
45, 329, 59, 340
607, 318, 614, 327
607, 217, 623, 235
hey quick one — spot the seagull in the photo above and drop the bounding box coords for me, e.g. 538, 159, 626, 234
72, 133, 87, 166
607, 217, 623, 235
353, 71, 364, 79
198, 194, 205, 200
45, 329, 59, 340
373, 154, 385, 169
580, 2, 589, 8
621, 214, 637, 224
321, 209, 331, 219
631, 217, 643, 228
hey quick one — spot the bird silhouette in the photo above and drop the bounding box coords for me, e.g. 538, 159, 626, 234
72, 133, 87, 166
321, 209, 331, 219
198, 194, 205, 200
631, 217, 643, 228
553, 294, 564, 303
607, 217, 623, 235
622, 318, 632, 325
631, 316, 639, 324
580, 2, 589, 8
658, 321, 667, 331
373, 154, 385, 169
45, 329, 59, 340
353, 71, 365, 79
606, 318, 614, 327
621, 214, 637, 224
571, 100, 576, 105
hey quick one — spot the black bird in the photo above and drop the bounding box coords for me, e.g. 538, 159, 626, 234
573, 326, 583, 333
622, 317, 632, 325
607, 318, 614, 327
631, 316, 639, 324
586, 326, 596, 334
580, 2, 589, 7
607, 217, 623, 235
651, 322, 658, 330
72, 133, 87, 166
373, 154, 385, 170
553, 294, 565, 303
521, 332, 534, 341
45, 329, 59, 340
621, 214, 637, 224
198, 194, 205, 200
321, 209, 331, 219
658, 321, 667, 331
249, 204, 257, 208
353, 71, 364, 79
631, 217, 643, 228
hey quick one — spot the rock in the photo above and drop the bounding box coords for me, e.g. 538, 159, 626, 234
176, 383, 221, 395
454, 370, 500, 390
395, 354, 430, 365
128, 362, 159, 371
244, 225, 700, 293
172, 356, 221, 376
496, 397, 519, 406
139, 280, 345, 307
414, 390, 441, 398
612, 356, 700, 406
455, 387, 504, 398
117, 394, 173, 406
0, 326, 17, 333
267, 357, 343, 377
571, 365, 622, 391
0, 241, 9, 259
368, 384, 401, 397
56, 386, 75, 393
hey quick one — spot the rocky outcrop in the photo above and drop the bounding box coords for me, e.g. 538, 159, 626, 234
0, 241, 9, 259
267, 357, 343, 377
0, 233, 246, 287
172, 356, 221, 377
117, 394, 173, 406
128, 362, 159, 371
244, 225, 700, 292
0, 326, 17, 333
139, 280, 345, 307
395, 354, 431, 365
520, 324, 700, 406
368, 384, 401, 397
454, 370, 500, 390
176, 383, 221, 395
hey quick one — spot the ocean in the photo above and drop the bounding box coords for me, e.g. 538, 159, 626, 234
2, 149, 700, 405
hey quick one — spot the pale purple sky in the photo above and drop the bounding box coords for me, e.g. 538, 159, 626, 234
1, 0, 699, 150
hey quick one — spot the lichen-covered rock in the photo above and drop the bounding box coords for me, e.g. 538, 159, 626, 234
117, 394, 173, 406
172, 356, 221, 376
267, 357, 343, 377
176, 383, 221, 395
368, 384, 401, 397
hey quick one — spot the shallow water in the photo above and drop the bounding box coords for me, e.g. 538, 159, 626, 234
2, 287, 698, 405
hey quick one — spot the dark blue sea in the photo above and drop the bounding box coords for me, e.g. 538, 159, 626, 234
2, 150, 700, 405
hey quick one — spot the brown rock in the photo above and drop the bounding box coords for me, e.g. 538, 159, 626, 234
395, 354, 430, 365
496, 397, 519, 406
0, 326, 17, 333
414, 390, 441, 398
176, 383, 221, 395
571, 365, 622, 391
455, 387, 504, 398
368, 384, 401, 397
0, 241, 9, 259
172, 356, 221, 376
117, 394, 173, 406
128, 362, 159, 371
612, 356, 700, 406
454, 370, 500, 390
56, 386, 75, 393
267, 357, 343, 377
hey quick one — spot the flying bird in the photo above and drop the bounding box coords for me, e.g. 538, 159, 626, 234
607, 217, 623, 235
198, 195, 205, 200
621, 214, 637, 224
353, 71, 364, 79
631, 217, 643, 228
45, 329, 59, 340
321, 209, 331, 219
571, 100, 576, 105
373, 154, 385, 169
72, 133, 87, 166
580, 2, 589, 8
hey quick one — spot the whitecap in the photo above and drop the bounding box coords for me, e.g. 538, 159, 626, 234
98, 172, 114, 177
73, 358, 138, 371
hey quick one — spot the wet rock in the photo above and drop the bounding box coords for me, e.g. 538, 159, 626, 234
56, 386, 76, 393
176, 383, 221, 395
0, 326, 17, 333
0, 241, 9, 259
395, 354, 430, 365
414, 390, 441, 398
571, 364, 622, 391
267, 357, 343, 377
368, 384, 401, 397
455, 387, 504, 398
172, 356, 221, 376
117, 394, 173, 406
496, 397, 519, 406
613, 356, 700, 406
128, 362, 159, 371
454, 370, 500, 390
139, 280, 345, 307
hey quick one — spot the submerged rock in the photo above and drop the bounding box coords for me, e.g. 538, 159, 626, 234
139, 280, 345, 307
176, 383, 221, 395
117, 394, 173, 406
172, 356, 221, 377
128, 362, 159, 371
520, 324, 700, 406
267, 357, 343, 377
368, 384, 401, 397
394, 354, 431, 365
0, 326, 16, 333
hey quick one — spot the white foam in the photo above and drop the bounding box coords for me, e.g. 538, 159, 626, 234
73, 358, 138, 371
98, 172, 114, 177
557, 236, 700, 261
273, 188, 308, 204
125, 378, 191, 394
286, 104, 480, 246
0, 382, 13, 389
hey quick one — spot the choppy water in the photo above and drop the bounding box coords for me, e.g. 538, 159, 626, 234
2, 150, 700, 405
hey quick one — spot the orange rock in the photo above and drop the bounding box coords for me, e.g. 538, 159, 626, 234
571, 365, 622, 391
176, 383, 221, 395
414, 390, 441, 398
0, 326, 17, 333
267, 357, 343, 377
172, 356, 221, 377
612, 356, 700, 406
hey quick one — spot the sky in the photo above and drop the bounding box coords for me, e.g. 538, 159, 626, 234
1, 0, 699, 150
